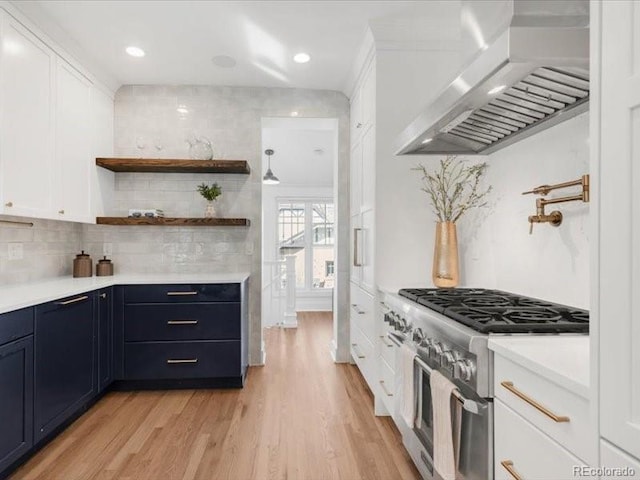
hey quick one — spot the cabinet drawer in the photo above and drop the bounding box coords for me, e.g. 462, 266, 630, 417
125, 341, 240, 380
124, 303, 240, 341
124, 283, 240, 304
350, 323, 375, 389
350, 284, 375, 342
494, 354, 594, 463
495, 399, 588, 480
0, 307, 33, 346
379, 355, 395, 414
379, 332, 396, 371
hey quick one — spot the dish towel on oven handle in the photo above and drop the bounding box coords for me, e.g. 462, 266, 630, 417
400, 343, 416, 428
430, 369, 458, 480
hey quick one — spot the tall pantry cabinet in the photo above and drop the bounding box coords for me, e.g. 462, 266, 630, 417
349, 57, 379, 398
594, 0, 640, 474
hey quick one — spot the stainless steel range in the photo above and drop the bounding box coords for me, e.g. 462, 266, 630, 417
382, 287, 589, 480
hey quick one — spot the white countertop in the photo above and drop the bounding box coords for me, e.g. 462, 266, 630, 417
488, 335, 590, 399
0, 273, 250, 314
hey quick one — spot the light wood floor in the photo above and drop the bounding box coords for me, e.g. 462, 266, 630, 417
11, 312, 419, 480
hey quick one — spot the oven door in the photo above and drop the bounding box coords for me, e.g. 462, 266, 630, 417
414, 356, 492, 480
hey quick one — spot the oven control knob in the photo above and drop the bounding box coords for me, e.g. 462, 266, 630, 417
454, 359, 474, 381
412, 328, 425, 343
440, 351, 456, 369
429, 341, 443, 359
396, 317, 407, 331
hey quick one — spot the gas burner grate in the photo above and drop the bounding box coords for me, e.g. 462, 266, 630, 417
397, 287, 589, 334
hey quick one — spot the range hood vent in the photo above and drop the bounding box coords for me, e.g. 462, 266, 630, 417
395, 1, 589, 156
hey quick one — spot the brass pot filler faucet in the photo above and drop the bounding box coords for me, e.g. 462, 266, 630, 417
522, 174, 590, 234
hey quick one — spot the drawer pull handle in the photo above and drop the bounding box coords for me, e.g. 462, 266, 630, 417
58, 295, 89, 306
167, 291, 198, 296
351, 304, 365, 315
100, 293, 107, 299
500, 381, 570, 423
379, 335, 394, 347
500, 460, 523, 480
167, 320, 199, 325
351, 343, 365, 359
379, 380, 393, 397
167, 358, 198, 364
5, 201, 13, 207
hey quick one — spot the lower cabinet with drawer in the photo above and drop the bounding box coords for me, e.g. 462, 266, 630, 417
119, 282, 248, 388
0, 308, 34, 475
34, 293, 97, 443
493, 352, 597, 479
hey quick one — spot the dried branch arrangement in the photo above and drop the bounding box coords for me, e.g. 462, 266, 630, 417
413, 155, 492, 222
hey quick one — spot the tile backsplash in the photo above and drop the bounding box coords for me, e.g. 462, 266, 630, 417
0, 216, 82, 285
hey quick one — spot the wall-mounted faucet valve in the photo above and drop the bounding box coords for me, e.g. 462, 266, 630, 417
523, 174, 589, 234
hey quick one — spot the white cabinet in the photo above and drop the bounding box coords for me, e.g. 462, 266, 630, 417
90, 86, 114, 218
349, 56, 377, 397
600, 441, 640, 480
596, 0, 640, 464
495, 399, 590, 480
0, 9, 113, 224
55, 60, 93, 223
0, 12, 55, 219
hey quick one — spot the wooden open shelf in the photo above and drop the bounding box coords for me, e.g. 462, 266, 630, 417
96, 217, 250, 227
96, 158, 250, 174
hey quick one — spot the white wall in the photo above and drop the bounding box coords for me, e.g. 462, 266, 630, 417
460, 112, 590, 308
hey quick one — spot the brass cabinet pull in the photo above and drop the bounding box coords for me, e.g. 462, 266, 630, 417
167, 320, 198, 325
167, 358, 198, 364
57, 295, 89, 306
500, 381, 570, 423
5, 201, 13, 207
351, 343, 365, 359
500, 460, 523, 480
379, 380, 393, 397
58, 209, 65, 214
166, 291, 198, 296
379, 335, 394, 347
351, 304, 365, 315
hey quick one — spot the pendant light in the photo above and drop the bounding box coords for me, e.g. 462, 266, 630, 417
263, 148, 280, 185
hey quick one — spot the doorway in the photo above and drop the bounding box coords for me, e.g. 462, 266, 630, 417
261, 117, 338, 354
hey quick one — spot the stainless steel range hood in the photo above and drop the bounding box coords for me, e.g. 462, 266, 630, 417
395, 0, 589, 156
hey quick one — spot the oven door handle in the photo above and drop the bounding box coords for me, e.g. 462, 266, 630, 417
414, 356, 486, 416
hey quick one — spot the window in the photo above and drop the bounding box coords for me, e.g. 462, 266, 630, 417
277, 200, 334, 290
325, 260, 335, 276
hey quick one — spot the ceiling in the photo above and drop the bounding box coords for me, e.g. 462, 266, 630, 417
262, 119, 335, 187
16, 1, 460, 93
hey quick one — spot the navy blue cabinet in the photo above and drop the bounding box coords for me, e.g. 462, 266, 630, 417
0, 333, 33, 474
34, 293, 96, 443
120, 282, 248, 385
97, 288, 113, 393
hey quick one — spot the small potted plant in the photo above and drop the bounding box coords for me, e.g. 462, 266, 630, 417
197, 182, 222, 218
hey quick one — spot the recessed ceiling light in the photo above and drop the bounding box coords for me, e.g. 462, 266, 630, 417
290, 111, 299, 117
421, 138, 433, 144
212, 55, 236, 68
125, 46, 145, 57
488, 85, 506, 95
293, 53, 310, 63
